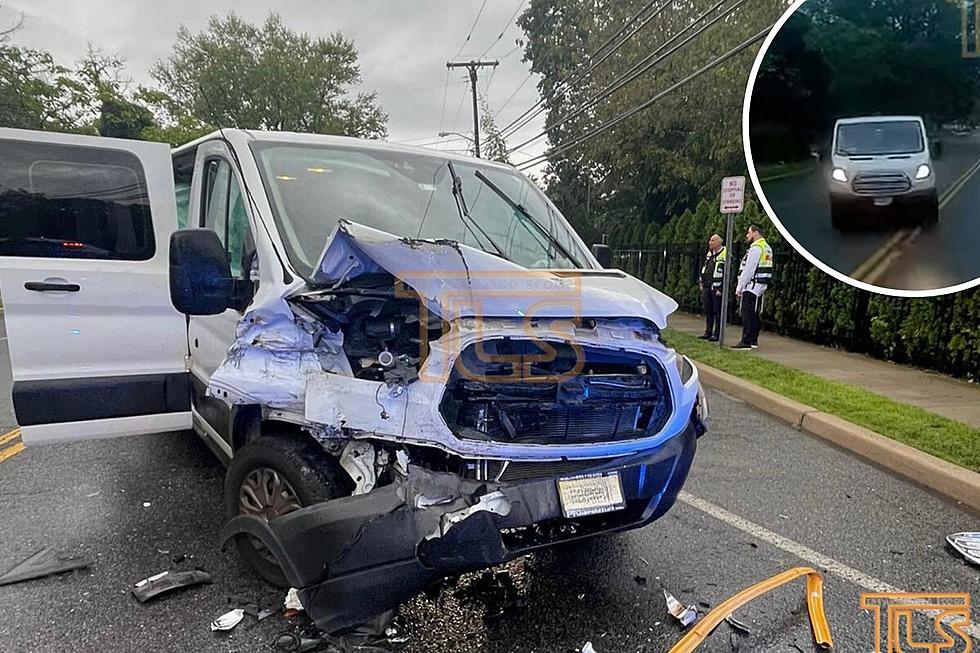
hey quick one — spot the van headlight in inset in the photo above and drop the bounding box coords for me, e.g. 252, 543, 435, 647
915, 164, 931, 179
831, 167, 848, 183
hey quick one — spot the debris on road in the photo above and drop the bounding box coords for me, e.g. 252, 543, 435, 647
947, 532, 980, 565
724, 615, 752, 635
668, 567, 833, 653
634, 574, 648, 586
664, 588, 699, 627
284, 587, 304, 613
582, 642, 598, 653
210, 608, 245, 632
130, 569, 212, 603
142, 501, 152, 508
0, 547, 91, 586
454, 569, 526, 623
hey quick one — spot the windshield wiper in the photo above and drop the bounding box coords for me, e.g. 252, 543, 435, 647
446, 161, 510, 261
473, 170, 581, 268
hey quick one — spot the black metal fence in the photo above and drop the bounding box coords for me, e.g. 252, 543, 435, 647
611, 243, 880, 352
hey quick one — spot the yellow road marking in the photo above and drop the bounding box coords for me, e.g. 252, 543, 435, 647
850, 152, 980, 283
0, 428, 21, 447
0, 441, 24, 463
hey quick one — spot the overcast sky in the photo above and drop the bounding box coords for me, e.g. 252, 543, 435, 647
0, 0, 549, 164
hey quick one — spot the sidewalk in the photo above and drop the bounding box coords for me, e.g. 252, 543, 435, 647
669, 311, 980, 430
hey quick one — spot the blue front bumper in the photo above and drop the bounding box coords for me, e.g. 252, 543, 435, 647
221, 418, 699, 633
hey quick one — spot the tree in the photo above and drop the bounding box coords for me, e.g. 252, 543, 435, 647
479, 97, 511, 164
152, 13, 387, 138
517, 0, 786, 233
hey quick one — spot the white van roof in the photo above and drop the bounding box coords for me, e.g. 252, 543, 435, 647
171, 128, 518, 173
834, 116, 924, 126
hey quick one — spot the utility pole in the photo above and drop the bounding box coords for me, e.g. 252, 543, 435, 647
446, 59, 498, 158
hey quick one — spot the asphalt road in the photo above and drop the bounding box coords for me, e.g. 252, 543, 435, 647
0, 315, 978, 652
762, 132, 980, 291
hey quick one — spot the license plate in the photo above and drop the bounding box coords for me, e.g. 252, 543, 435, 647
557, 471, 626, 518
873, 197, 893, 206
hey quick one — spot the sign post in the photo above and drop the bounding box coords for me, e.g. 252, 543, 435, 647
718, 176, 745, 348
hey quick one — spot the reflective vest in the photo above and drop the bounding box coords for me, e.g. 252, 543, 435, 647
709, 246, 727, 289
739, 238, 774, 286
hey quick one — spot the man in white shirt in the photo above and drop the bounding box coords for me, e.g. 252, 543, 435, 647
732, 224, 773, 350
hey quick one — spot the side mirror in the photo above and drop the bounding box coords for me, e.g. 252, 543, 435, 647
169, 229, 234, 315
930, 139, 943, 159
591, 243, 612, 268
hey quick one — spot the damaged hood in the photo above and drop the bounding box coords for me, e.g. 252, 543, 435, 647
305, 221, 678, 328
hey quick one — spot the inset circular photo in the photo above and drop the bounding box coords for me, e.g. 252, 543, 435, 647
744, 0, 980, 295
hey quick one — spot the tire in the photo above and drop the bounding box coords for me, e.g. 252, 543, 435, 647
224, 432, 351, 587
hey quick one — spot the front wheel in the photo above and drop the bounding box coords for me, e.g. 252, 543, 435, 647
224, 433, 351, 586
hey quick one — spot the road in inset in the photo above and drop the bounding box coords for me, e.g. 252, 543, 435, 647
762, 131, 980, 290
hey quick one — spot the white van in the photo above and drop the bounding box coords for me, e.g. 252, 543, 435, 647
827, 116, 938, 230
0, 127, 706, 633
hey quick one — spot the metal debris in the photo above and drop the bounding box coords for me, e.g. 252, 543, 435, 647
0, 547, 91, 586
725, 614, 752, 635
210, 608, 245, 632
130, 569, 212, 603
668, 567, 833, 653
947, 532, 980, 565
664, 588, 699, 627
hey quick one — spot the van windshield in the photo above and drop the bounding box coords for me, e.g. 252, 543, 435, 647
249, 142, 590, 278
835, 121, 924, 156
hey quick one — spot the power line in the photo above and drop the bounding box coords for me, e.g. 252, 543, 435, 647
436, 68, 451, 134
497, 0, 667, 139
500, 0, 675, 140
449, 82, 471, 132
495, 71, 533, 117
508, 0, 743, 154
479, 0, 528, 58
515, 23, 774, 171
452, 0, 489, 60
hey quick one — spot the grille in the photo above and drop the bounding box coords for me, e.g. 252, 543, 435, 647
441, 340, 671, 445
852, 172, 911, 196
485, 458, 608, 482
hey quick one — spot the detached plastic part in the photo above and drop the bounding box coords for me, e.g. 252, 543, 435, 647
0, 547, 90, 586
664, 588, 699, 627
210, 608, 245, 632
947, 532, 980, 565
130, 569, 212, 603
668, 567, 833, 653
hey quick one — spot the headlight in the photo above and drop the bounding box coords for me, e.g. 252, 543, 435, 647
831, 167, 848, 183
915, 164, 931, 179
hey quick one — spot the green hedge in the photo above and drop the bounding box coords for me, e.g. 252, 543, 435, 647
609, 197, 980, 381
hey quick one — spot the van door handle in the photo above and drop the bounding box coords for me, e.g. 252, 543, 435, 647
24, 281, 80, 292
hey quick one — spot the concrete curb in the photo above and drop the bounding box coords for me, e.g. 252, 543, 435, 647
697, 363, 980, 513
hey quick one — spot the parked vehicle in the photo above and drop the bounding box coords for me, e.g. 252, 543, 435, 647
827, 116, 939, 230
0, 127, 707, 633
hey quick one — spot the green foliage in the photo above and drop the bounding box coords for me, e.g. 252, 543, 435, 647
751, 0, 980, 162
0, 12, 387, 147
666, 329, 980, 472
151, 13, 387, 138
520, 0, 786, 234
479, 97, 511, 164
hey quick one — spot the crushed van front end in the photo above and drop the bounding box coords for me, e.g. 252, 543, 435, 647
212, 221, 707, 633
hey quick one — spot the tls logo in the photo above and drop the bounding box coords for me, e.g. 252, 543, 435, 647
860, 593, 973, 652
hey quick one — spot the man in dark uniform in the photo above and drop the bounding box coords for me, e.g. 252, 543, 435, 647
698, 233, 726, 341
